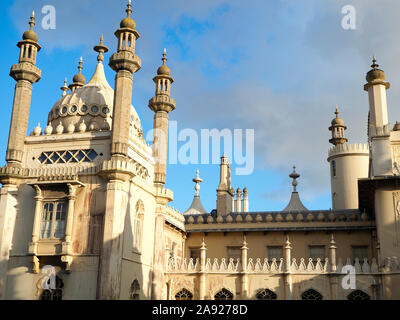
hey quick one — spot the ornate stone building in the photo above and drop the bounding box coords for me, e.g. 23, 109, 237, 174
0, 3, 399, 300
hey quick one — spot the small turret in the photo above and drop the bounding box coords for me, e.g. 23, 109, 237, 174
282, 166, 308, 212
184, 170, 207, 215
68, 57, 85, 91
329, 106, 348, 146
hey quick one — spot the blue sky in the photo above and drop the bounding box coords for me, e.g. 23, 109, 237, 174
1, 0, 400, 213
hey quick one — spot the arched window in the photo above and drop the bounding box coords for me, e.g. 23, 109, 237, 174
214, 288, 233, 300
256, 289, 277, 300
133, 200, 144, 252
130, 279, 140, 300
175, 288, 193, 300
301, 289, 323, 300
40, 276, 64, 301
347, 290, 370, 300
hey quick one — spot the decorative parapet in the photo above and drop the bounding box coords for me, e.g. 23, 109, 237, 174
166, 257, 382, 275
100, 158, 150, 180
185, 210, 373, 231
158, 204, 185, 231
328, 143, 369, 159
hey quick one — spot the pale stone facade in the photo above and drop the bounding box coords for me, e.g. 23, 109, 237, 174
0, 4, 399, 301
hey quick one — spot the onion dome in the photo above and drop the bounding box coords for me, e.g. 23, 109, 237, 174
69, 57, 86, 90
157, 49, 171, 76
393, 121, 400, 131
331, 107, 344, 126
120, 0, 136, 30
22, 11, 38, 42
364, 56, 390, 90
47, 37, 142, 136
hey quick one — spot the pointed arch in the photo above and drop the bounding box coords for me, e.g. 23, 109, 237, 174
175, 288, 193, 300
256, 288, 277, 300
347, 290, 370, 300
214, 288, 233, 300
301, 288, 323, 300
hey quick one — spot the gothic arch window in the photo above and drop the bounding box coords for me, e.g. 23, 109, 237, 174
301, 289, 323, 300
40, 276, 64, 301
214, 288, 233, 300
133, 200, 144, 252
175, 288, 193, 300
256, 289, 277, 300
347, 290, 370, 300
130, 279, 140, 300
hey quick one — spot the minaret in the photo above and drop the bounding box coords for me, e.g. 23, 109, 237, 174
68, 57, 85, 92
364, 56, 392, 176
109, 0, 141, 160
5, 11, 41, 168
236, 187, 242, 212
328, 106, 348, 146
148, 49, 176, 186
216, 153, 234, 216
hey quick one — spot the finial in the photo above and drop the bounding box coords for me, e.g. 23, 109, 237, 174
78, 57, 83, 72
192, 169, 203, 196
335, 105, 339, 118
371, 55, 379, 69
60, 77, 68, 96
162, 48, 167, 64
201, 237, 206, 249
126, 0, 133, 17
29, 10, 35, 30
94, 35, 109, 63
289, 166, 300, 192
242, 234, 247, 247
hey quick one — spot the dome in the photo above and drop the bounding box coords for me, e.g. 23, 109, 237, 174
47, 61, 142, 135
72, 72, 86, 85
366, 68, 386, 83
331, 117, 344, 126
157, 64, 170, 76
120, 17, 136, 30
23, 29, 38, 42
393, 122, 400, 131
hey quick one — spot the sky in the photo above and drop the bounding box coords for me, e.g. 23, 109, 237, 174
1, 0, 400, 213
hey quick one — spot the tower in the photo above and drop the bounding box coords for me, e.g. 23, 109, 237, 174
148, 49, 176, 186
216, 153, 234, 215
327, 108, 369, 209
364, 56, 392, 177
109, 0, 141, 161
5, 11, 41, 168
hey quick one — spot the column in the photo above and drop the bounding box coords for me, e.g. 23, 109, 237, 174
199, 238, 207, 300
241, 235, 249, 299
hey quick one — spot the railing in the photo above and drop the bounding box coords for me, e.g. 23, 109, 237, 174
166, 257, 385, 274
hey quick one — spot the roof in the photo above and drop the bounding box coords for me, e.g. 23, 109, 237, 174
282, 192, 308, 212
184, 195, 207, 215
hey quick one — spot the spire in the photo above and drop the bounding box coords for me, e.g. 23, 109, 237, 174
193, 169, 202, 196
60, 77, 68, 96
184, 170, 207, 215
119, 0, 136, 30
87, 36, 112, 88
283, 166, 308, 212
328, 105, 347, 146
94, 35, 109, 63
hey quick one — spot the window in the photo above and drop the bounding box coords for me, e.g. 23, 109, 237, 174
227, 246, 241, 261
40, 202, 67, 240
347, 290, 370, 300
175, 288, 193, 300
267, 246, 283, 261
301, 289, 323, 300
352, 246, 368, 263
38, 149, 98, 164
332, 160, 336, 177
40, 276, 64, 301
130, 279, 140, 300
133, 200, 144, 252
214, 288, 233, 300
189, 247, 200, 261
256, 289, 277, 300
309, 246, 325, 264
